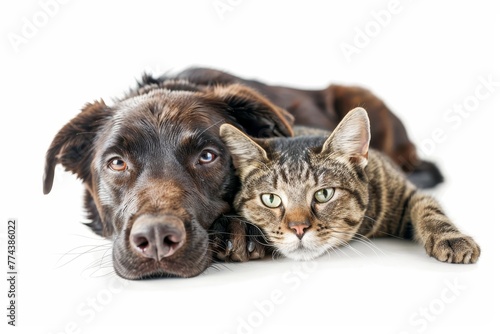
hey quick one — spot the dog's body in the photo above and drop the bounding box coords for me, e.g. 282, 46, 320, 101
44, 68, 442, 279
171, 68, 442, 186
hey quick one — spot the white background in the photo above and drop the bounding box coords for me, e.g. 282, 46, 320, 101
1, 1, 499, 334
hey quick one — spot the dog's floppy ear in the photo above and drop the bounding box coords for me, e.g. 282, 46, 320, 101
43, 100, 111, 194
209, 84, 294, 138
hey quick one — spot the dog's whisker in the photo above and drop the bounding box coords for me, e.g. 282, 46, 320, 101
55, 244, 112, 269
98, 246, 113, 269
68, 233, 109, 241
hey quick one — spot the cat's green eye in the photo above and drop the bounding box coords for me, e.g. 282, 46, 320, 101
261, 193, 282, 208
314, 188, 335, 203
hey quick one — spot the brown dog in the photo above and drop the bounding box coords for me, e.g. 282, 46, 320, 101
43, 68, 442, 278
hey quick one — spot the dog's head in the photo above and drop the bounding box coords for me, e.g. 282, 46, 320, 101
43, 82, 293, 279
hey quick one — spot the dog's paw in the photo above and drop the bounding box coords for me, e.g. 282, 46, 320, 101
425, 233, 480, 264
211, 217, 267, 262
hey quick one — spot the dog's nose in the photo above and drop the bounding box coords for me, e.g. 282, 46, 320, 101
129, 215, 186, 260
288, 220, 311, 240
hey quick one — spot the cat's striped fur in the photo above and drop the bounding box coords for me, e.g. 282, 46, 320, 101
220, 108, 480, 263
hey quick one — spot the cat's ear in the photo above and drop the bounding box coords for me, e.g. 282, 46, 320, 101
320, 107, 371, 167
220, 124, 269, 178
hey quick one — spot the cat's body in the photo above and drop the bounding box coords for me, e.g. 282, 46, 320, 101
220, 108, 480, 263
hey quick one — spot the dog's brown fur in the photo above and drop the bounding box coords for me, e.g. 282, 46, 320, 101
172, 68, 443, 187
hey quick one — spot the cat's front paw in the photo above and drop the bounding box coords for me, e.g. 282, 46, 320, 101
425, 233, 480, 264
210, 217, 267, 262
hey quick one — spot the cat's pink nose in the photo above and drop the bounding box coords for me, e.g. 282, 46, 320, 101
288, 221, 311, 240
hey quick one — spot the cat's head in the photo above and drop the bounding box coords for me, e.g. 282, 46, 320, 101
220, 107, 372, 260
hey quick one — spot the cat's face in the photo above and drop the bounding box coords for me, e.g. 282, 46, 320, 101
221, 107, 371, 260
233, 146, 370, 260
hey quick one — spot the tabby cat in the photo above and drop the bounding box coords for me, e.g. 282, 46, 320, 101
219, 108, 480, 263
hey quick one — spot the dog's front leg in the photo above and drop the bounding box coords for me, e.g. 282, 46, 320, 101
210, 216, 268, 262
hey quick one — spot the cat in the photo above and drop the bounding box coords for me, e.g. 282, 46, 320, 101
219, 107, 480, 263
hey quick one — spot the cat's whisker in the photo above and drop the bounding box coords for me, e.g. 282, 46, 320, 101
331, 244, 351, 258
330, 247, 342, 258
271, 248, 282, 260
253, 239, 271, 247
351, 239, 383, 256
363, 215, 377, 223
344, 242, 365, 258
351, 234, 387, 256
321, 235, 349, 258
218, 215, 271, 243
215, 215, 270, 246
322, 247, 330, 258
374, 231, 405, 240
208, 232, 271, 247
336, 238, 367, 258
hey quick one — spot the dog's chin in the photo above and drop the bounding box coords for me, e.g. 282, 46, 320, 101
113, 248, 211, 279
112, 236, 211, 280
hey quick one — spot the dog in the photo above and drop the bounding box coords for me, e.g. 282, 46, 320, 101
43, 68, 442, 279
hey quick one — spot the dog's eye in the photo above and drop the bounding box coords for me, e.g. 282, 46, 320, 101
198, 150, 217, 164
108, 158, 128, 172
